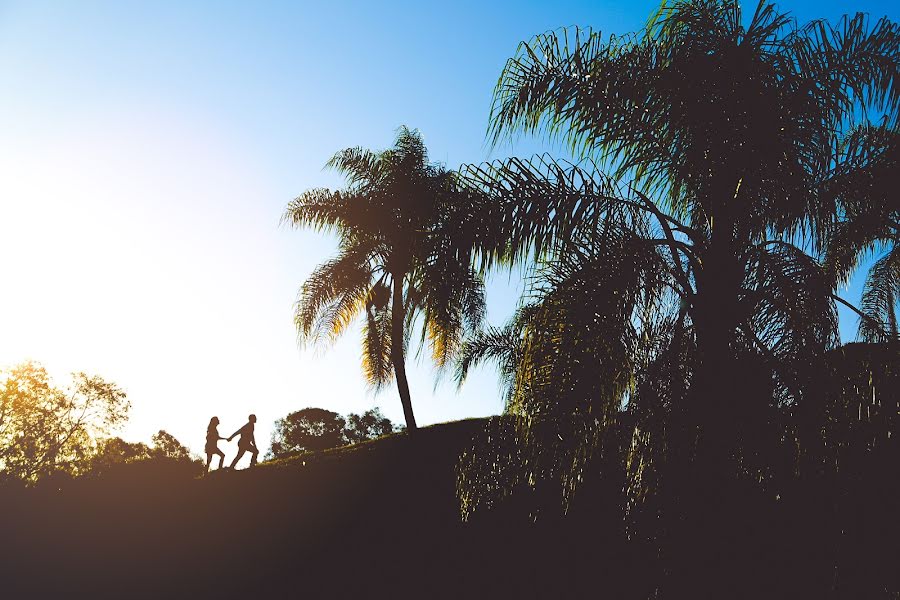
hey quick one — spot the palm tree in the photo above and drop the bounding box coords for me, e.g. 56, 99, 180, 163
457, 1, 898, 591
284, 127, 486, 431
462, 0, 897, 463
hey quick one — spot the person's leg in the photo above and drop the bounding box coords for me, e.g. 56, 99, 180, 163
229, 448, 246, 469
217, 449, 225, 469
249, 447, 258, 467
206, 453, 212, 473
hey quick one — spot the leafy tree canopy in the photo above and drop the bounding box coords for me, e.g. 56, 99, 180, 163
344, 408, 397, 445
86, 430, 200, 478
269, 407, 398, 458
0, 362, 129, 483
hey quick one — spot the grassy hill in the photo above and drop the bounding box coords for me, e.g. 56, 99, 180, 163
1, 399, 895, 599
1, 418, 621, 599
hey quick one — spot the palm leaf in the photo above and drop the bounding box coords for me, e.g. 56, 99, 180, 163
295, 247, 374, 344
859, 245, 900, 341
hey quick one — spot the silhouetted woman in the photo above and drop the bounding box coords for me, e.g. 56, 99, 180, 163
205, 417, 226, 472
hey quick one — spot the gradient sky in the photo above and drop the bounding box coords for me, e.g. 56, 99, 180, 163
0, 0, 895, 456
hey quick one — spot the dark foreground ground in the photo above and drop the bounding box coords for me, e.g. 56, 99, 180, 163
0, 411, 896, 599
2, 419, 607, 599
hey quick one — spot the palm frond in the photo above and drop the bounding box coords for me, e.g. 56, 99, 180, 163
460, 155, 632, 263
824, 218, 892, 289
362, 281, 394, 390
419, 260, 486, 369
282, 189, 352, 235
744, 240, 840, 404
326, 147, 383, 188
797, 13, 900, 127
859, 245, 900, 342
295, 247, 373, 344
455, 305, 534, 406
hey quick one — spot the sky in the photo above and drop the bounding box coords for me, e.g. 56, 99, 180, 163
0, 0, 895, 457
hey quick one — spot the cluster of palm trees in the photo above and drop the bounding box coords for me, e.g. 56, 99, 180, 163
286, 0, 897, 592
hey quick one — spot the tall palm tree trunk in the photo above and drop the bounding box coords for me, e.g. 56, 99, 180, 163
671, 205, 745, 595
691, 221, 743, 468
391, 274, 418, 432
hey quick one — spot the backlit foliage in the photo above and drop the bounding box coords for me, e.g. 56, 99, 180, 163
0, 362, 129, 482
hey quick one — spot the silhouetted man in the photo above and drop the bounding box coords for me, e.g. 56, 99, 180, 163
228, 414, 259, 468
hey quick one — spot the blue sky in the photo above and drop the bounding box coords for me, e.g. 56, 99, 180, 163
0, 0, 895, 456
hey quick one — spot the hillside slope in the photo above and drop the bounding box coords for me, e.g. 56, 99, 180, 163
2, 418, 619, 599
3, 390, 895, 599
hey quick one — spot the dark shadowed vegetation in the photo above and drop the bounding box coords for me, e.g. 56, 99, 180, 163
0, 402, 895, 598
450, 0, 898, 595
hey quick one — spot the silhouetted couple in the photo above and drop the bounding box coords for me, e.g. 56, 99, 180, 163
205, 414, 259, 472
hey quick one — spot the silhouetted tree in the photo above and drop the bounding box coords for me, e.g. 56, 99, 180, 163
457, 1, 898, 593
87, 437, 152, 474
150, 430, 196, 463
344, 408, 396, 444
284, 127, 487, 431
461, 0, 896, 475
0, 362, 129, 482
269, 407, 399, 458
270, 408, 347, 457
85, 430, 200, 477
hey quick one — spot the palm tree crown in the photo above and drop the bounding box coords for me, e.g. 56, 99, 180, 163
284, 127, 486, 431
